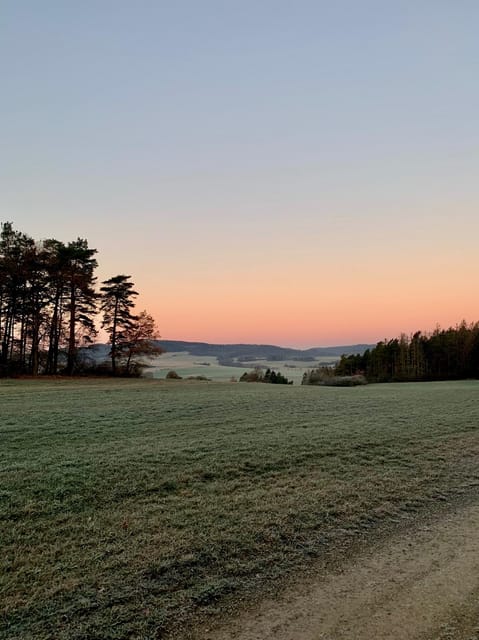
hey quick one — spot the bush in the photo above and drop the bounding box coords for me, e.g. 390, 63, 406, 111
166, 370, 182, 379
240, 367, 292, 385
302, 369, 367, 387
323, 375, 368, 386
239, 368, 263, 382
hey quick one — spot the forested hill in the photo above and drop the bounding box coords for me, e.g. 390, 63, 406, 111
156, 341, 374, 361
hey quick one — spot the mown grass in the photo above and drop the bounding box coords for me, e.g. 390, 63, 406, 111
2, 378, 479, 639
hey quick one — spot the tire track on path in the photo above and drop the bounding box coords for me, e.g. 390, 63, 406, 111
200, 501, 479, 640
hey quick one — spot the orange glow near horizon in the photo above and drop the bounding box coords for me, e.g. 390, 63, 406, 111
130, 251, 479, 348
103, 201, 477, 349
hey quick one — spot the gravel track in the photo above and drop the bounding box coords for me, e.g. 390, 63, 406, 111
200, 500, 479, 640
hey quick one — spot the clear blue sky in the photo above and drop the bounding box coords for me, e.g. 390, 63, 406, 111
1, 1, 478, 346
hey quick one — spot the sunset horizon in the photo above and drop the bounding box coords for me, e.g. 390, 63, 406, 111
2, 2, 478, 351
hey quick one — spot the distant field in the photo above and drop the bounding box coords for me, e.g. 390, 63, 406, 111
149, 352, 243, 381
2, 379, 479, 639
149, 351, 336, 384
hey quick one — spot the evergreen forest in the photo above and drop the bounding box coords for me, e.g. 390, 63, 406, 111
335, 323, 479, 382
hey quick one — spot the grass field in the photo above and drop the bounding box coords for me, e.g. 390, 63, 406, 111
2, 378, 479, 639
148, 352, 336, 384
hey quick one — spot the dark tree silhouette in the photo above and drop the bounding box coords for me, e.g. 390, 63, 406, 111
62, 239, 98, 375
100, 275, 138, 375
0, 222, 162, 377
335, 321, 479, 383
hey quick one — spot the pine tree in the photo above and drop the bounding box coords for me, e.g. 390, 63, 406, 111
0, 223, 35, 373
100, 275, 138, 375
62, 239, 98, 375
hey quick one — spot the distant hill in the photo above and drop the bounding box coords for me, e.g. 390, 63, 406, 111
154, 340, 373, 361
84, 340, 374, 368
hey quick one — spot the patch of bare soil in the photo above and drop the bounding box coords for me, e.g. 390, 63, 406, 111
200, 501, 479, 640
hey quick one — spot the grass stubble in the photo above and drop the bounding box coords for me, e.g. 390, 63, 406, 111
1, 378, 479, 639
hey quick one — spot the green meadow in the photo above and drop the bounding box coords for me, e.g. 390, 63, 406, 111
2, 378, 479, 639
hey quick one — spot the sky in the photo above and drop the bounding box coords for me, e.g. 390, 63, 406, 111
1, 1, 478, 347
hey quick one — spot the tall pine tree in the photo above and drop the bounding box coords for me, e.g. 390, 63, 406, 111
100, 275, 138, 375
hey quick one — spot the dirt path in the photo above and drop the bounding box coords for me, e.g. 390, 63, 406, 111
201, 501, 479, 640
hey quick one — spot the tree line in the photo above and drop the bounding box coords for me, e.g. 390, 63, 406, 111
335, 322, 479, 382
0, 222, 162, 376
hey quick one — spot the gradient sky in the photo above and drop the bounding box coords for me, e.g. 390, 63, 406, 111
1, 1, 478, 347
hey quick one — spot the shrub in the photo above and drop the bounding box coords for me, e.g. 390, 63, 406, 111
240, 368, 263, 382
240, 367, 292, 385
166, 370, 182, 379
323, 375, 368, 387
301, 366, 335, 385
302, 369, 367, 386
